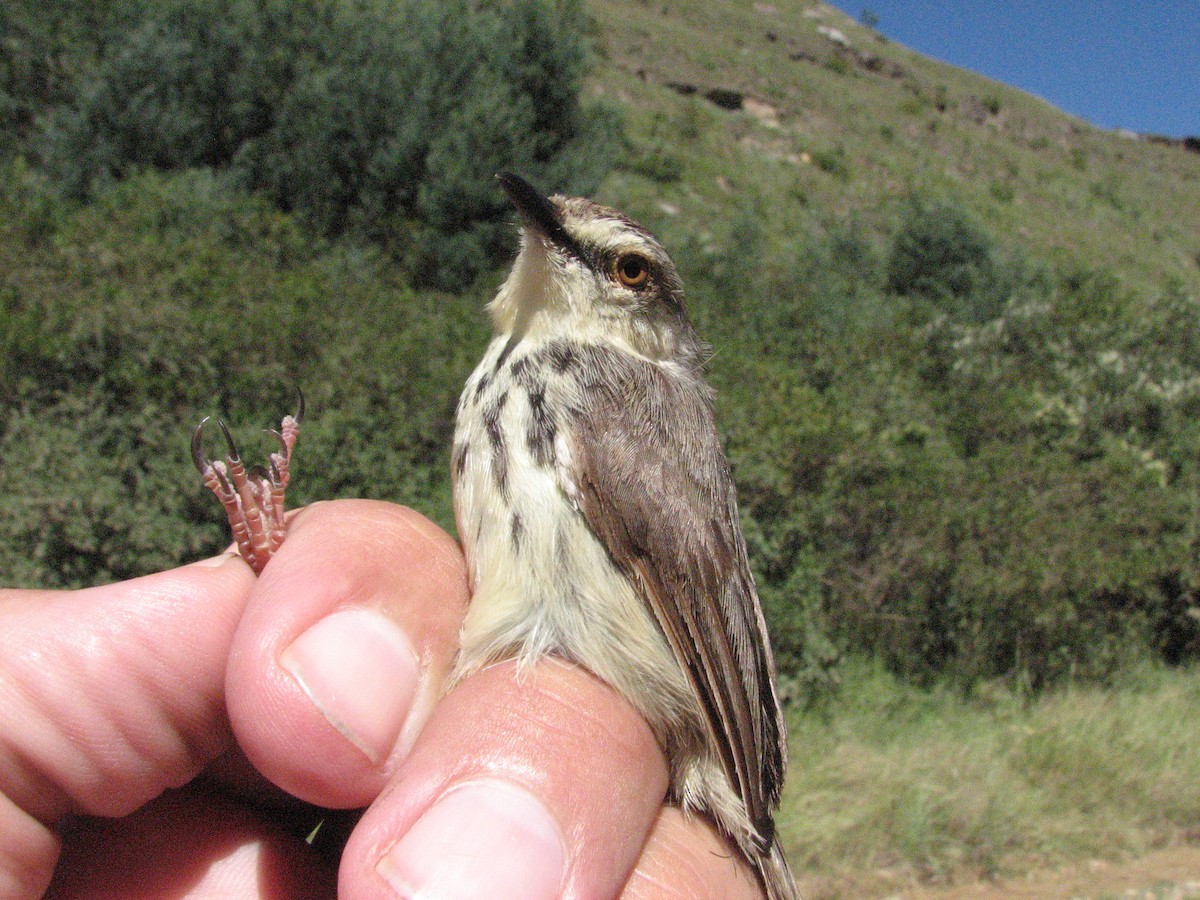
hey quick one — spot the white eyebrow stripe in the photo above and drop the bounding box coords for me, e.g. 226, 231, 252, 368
568, 217, 663, 258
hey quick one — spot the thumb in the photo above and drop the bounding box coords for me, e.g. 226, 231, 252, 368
0, 553, 255, 897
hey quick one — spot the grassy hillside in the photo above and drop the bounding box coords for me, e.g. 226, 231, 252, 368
585, 0, 1199, 299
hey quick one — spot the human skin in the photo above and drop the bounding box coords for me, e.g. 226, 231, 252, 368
0, 499, 763, 899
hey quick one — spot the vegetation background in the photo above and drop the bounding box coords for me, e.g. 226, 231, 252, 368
3, 0, 1200, 894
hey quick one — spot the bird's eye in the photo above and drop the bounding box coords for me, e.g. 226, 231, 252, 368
614, 254, 650, 288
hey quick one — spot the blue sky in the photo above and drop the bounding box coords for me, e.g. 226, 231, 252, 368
825, 1, 1198, 138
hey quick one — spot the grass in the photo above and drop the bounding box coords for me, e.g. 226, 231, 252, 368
775, 658, 1200, 896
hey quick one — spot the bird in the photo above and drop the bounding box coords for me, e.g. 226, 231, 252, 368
450, 173, 796, 899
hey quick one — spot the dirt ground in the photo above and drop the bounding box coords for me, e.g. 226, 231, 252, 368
798, 846, 1200, 899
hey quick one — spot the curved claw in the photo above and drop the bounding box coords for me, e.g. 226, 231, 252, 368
195, 396, 299, 575
192, 417, 212, 474
216, 418, 241, 463
265, 428, 288, 457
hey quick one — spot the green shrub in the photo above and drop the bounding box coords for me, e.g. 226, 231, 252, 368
35, 0, 317, 196
0, 0, 139, 148
723, 363, 847, 699
988, 180, 1015, 203
886, 196, 1013, 321
820, 259, 1200, 685
824, 55, 851, 77
811, 145, 851, 180
887, 197, 992, 299
29, 0, 618, 288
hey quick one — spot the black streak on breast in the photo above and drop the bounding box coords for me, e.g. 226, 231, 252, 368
493, 334, 518, 373
526, 384, 556, 467
510, 354, 534, 389
452, 441, 469, 478
472, 370, 492, 402
541, 341, 578, 374
483, 391, 509, 498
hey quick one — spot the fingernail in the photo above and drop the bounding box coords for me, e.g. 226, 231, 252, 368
280, 608, 419, 764
376, 779, 566, 900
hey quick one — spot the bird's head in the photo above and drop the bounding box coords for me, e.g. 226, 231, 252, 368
490, 173, 703, 367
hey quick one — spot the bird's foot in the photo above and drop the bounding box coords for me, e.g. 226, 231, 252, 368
193, 391, 303, 575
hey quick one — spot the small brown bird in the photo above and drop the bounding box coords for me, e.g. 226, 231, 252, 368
450, 174, 796, 898
195, 175, 796, 897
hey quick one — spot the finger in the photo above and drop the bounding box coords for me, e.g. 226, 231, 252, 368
621, 807, 764, 900
225, 499, 469, 809
0, 554, 256, 897
339, 659, 670, 900
46, 786, 335, 899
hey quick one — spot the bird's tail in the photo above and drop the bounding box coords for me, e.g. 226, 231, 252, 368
757, 839, 800, 900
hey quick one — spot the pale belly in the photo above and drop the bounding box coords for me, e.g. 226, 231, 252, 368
449, 336, 697, 732
449, 333, 752, 853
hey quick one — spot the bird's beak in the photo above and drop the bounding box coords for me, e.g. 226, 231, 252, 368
496, 172, 584, 260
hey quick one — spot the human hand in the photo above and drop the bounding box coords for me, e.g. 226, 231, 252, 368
1, 499, 764, 898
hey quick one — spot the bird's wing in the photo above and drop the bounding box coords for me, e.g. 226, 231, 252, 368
562, 345, 785, 842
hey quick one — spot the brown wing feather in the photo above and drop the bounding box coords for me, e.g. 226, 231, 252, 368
564, 344, 785, 840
